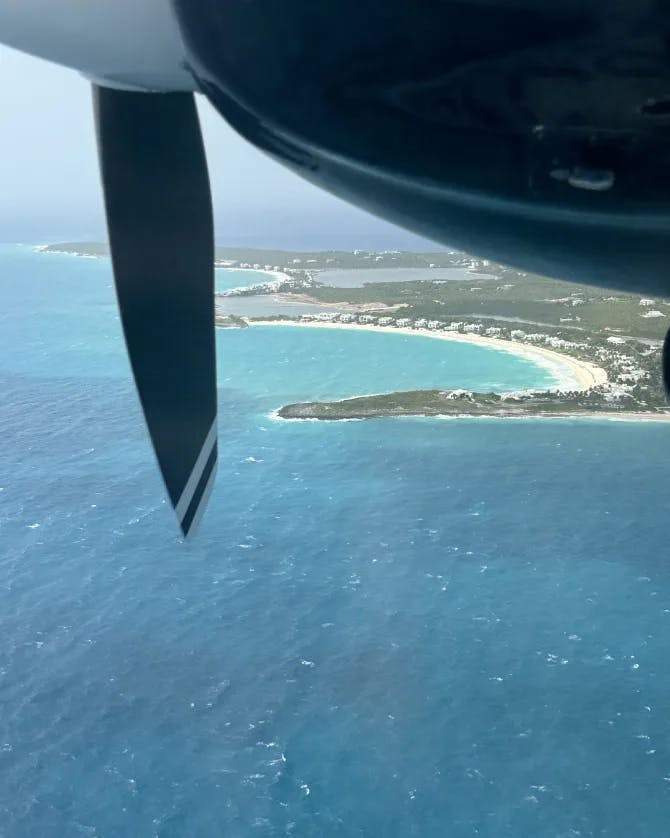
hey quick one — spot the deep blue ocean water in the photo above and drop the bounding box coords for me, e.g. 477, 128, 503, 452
2, 244, 670, 836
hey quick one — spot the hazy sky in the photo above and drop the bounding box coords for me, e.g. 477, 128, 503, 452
0, 45, 436, 248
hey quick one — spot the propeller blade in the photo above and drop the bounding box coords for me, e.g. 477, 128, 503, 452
93, 85, 217, 538
664, 328, 670, 400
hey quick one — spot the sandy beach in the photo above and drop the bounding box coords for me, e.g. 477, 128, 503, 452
245, 319, 608, 393
216, 266, 293, 285
273, 293, 402, 313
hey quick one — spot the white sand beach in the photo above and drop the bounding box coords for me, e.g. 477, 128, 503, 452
216, 266, 292, 285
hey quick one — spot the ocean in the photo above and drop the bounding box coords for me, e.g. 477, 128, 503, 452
2, 244, 670, 836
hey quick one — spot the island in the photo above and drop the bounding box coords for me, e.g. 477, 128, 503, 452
277, 390, 670, 422
41, 241, 670, 421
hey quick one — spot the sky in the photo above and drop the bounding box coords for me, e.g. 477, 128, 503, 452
0, 46, 438, 249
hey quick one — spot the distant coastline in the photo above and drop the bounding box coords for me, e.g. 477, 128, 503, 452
35, 243, 292, 285
34, 243, 104, 259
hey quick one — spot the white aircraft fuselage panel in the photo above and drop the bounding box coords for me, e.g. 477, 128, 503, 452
0, 0, 195, 91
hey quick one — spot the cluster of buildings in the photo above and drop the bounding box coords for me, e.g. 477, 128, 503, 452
216, 259, 284, 272
591, 343, 653, 400
638, 299, 667, 316
297, 312, 495, 333
297, 312, 585, 348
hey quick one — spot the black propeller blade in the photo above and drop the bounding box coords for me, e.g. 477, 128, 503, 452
663, 329, 670, 401
93, 85, 217, 537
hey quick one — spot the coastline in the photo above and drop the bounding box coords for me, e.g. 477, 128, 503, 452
34, 246, 295, 286
217, 266, 292, 284
553, 411, 670, 422
273, 293, 402, 313
244, 318, 607, 393
270, 409, 670, 423
33, 244, 102, 259
411, 410, 670, 423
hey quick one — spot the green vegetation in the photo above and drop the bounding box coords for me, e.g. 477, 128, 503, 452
213, 248, 467, 271
278, 389, 670, 421
214, 314, 248, 329
306, 271, 670, 342
41, 242, 467, 271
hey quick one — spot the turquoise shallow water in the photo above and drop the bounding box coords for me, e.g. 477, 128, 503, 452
215, 269, 273, 294
2, 245, 670, 836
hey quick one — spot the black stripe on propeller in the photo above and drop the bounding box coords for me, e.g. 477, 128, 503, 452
93, 85, 217, 538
